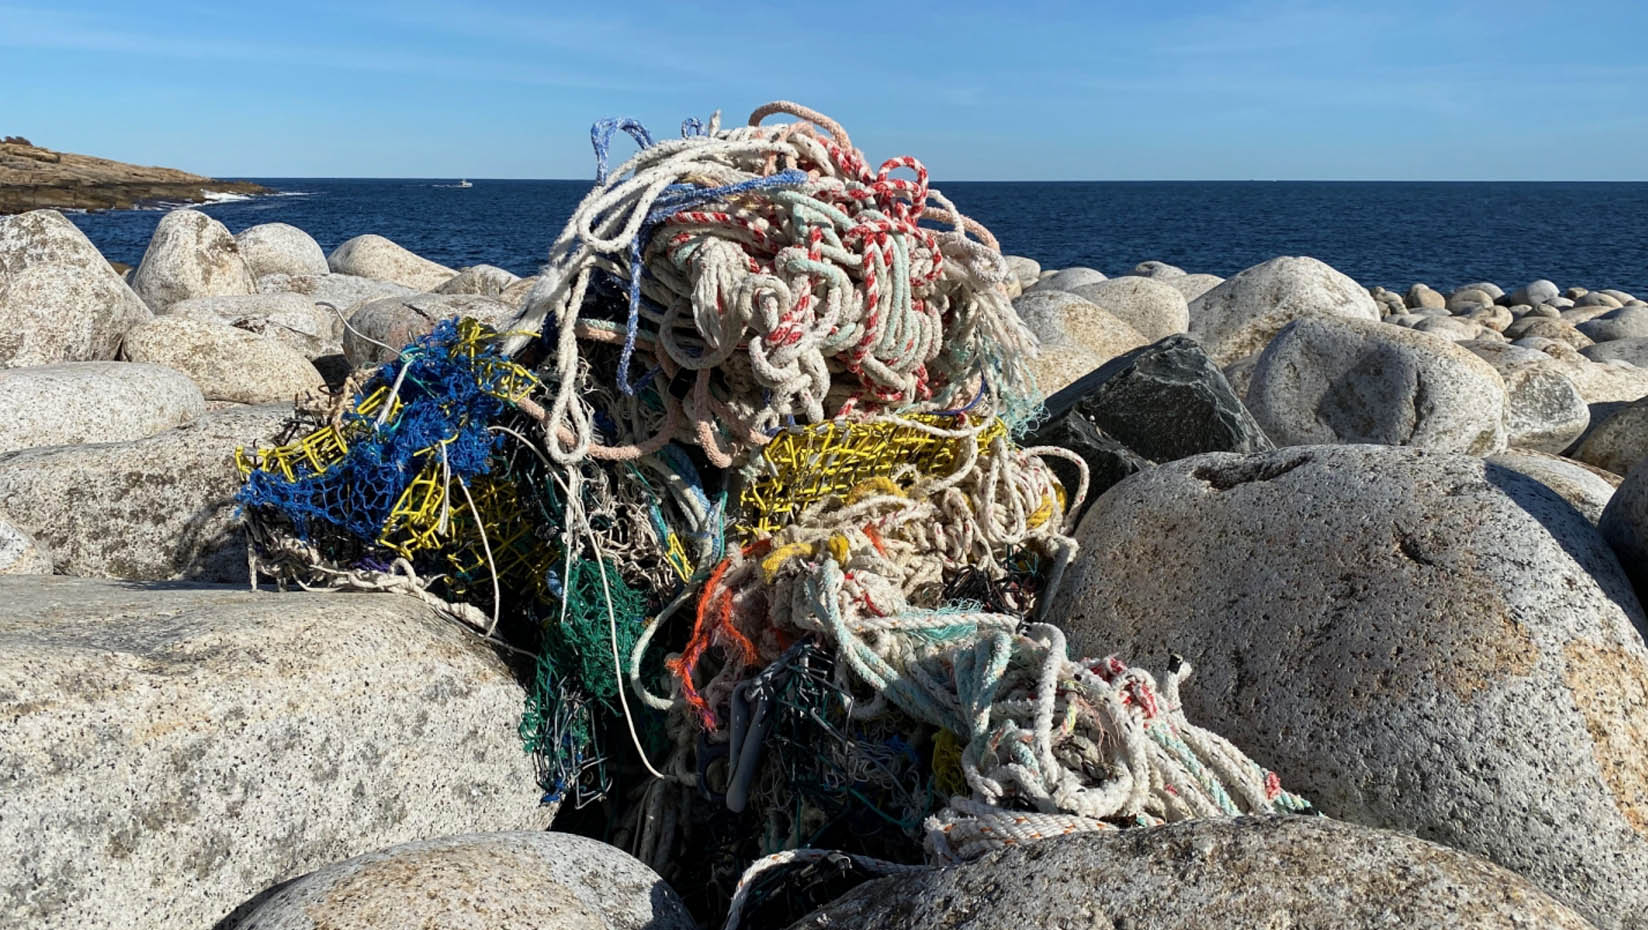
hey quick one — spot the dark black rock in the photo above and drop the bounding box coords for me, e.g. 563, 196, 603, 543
1027, 414, 1150, 523
1037, 334, 1273, 465
311, 353, 353, 390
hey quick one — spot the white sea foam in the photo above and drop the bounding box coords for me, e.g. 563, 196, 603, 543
200, 190, 254, 203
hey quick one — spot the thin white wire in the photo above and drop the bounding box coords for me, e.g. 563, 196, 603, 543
551, 469, 670, 782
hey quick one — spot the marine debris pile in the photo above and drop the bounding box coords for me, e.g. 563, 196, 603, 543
235, 101, 1311, 925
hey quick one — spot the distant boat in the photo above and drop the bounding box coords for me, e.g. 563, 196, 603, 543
456, 179, 472, 188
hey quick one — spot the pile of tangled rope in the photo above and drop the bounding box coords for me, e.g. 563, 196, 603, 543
236, 101, 1312, 928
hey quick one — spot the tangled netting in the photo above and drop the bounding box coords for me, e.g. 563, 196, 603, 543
235, 101, 1313, 929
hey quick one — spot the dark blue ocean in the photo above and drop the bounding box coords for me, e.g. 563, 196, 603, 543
66, 179, 1648, 296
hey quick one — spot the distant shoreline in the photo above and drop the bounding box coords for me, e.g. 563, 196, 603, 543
0, 139, 271, 215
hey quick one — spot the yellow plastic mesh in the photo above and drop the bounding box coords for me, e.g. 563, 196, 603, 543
738, 414, 1007, 538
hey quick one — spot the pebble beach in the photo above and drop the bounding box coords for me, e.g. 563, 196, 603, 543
3, 186, 1648, 930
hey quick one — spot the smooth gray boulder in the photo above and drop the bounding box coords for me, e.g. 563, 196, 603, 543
0, 404, 289, 580
0, 577, 544, 930
1069, 276, 1190, 342
327, 234, 455, 291
1579, 306, 1648, 343
1411, 315, 1486, 341
795, 817, 1596, 930
1510, 279, 1561, 306
167, 293, 340, 359
1460, 340, 1589, 453
1448, 287, 1496, 312
342, 293, 517, 366
1247, 317, 1507, 453
1565, 306, 1615, 327
1012, 289, 1147, 359
1505, 316, 1593, 348
1405, 282, 1446, 309
0, 209, 153, 367
1027, 342, 1107, 397
1130, 259, 1185, 278
1027, 266, 1107, 294
0, 362, 206, 454
1579, 292, 1626, 309
1576, 398, 1648, 476
1564, 358, 1648, 405
1462, 303, 1513, 332
1458, 281, 1506, 300
220, 832, 689, 930
122, 315, 320, 404
433, 263, 523, 298
234, 222, 329, 278
1370, 286, 1405, 317
1188, 255, 1381, 365
257, 272, 416, 315
131, 209, 256, 311
0, 511, 51, 573
1058, 445, 1648, 929
1602, 461, 1648, 596
1487, 448, 1619, 525
1160, 272, 1222, 303
1584, 338, 1648, 368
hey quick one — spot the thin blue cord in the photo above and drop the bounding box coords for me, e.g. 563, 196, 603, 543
590, 118, 655, 184
932, 374, 989, 417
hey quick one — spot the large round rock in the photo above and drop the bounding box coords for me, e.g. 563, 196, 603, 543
1247, 316, 1507, 453
343, 294, 516, 365
0, 209, 153, 366
1188, 255, 1381, 365
122, 315, 320, 404
0, 362, 206, 454
1575, 398, 1648, 476
1488, 448, 1619, 525
0, 578, 545, 930
1059, 445, 1648, 929
1602, 461, 1648, 597
327, 234, 456, 292
221, 832, 691, 930
433, 263, 522, 298
0, 404, 290, 580
794, 817, 1596, 930
167, 293, 341, 359
235, 222, 329, 278
131, 209, 256, 311
1027, 266, 1106, 294
1162, 272, 1222, 303
1460, 340, 1589, 453
1011, 291, 1148, 367
1069, 276, 1190, 342
257, 272, 415, 313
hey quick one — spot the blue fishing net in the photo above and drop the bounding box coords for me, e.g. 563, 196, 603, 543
237, 319, 512, 545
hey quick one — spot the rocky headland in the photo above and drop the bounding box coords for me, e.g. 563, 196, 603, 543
2, 205, 1647, 930
0, 137, 268, 214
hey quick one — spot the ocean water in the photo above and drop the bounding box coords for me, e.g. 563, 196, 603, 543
65, 179, 1648, 297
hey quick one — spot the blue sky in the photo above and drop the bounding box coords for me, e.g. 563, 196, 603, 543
4, 1, 1645, 180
